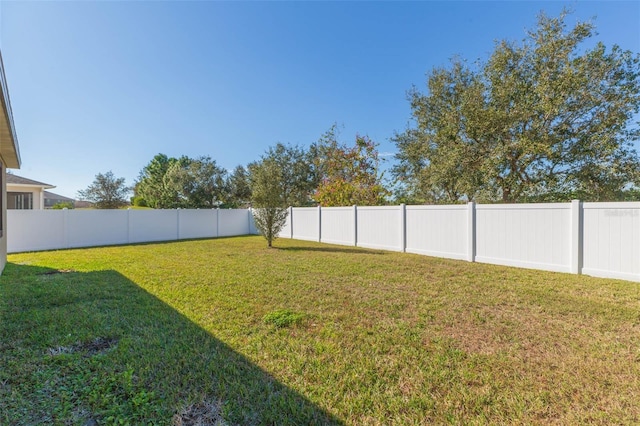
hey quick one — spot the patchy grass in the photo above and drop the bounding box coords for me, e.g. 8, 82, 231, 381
2, 236, 640, 424
263, 309, 306, 328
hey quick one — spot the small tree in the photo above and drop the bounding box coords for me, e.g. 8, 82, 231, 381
77, 171, 130, 209
249, 159, 289, 248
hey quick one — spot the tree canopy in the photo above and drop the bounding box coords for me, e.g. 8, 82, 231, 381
77, 171, 130, 209
312, 127, 389, 206
227, 165, 252, 208
163, 156, 228, 208
251, 143, 317, 207
134, 154, 176, 208
393, 11, 640, 203
135, 154, 229, 208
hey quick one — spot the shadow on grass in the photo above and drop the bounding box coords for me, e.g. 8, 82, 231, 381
276, 245, 385, 255
0, 263, 342, 425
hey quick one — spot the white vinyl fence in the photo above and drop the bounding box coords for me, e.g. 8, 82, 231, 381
8, 208, 257, 253
278, 202, 640, 283
582, 202, 640, 281
8, 202, 640, 282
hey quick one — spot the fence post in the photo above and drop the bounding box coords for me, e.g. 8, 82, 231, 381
216, 208, 220, 238
570, 200, 583, 274
467, 201, 476, 262
400, 204, 406, 252
290, 206, 294, 239
63, 208, 69, 249
353, 205, 358, 247
318, 205, 322, 242
127, 208, 131, 244
176, 208, 180, 240
247, 208, 252, 234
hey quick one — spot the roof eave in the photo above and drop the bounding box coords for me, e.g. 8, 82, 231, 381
0, 52, 21, 169
7, 183, 56, 190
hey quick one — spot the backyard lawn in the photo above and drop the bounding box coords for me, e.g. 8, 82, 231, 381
1, 236, 639, 425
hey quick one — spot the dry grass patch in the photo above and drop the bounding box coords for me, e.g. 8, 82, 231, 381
173, 400, 227, 426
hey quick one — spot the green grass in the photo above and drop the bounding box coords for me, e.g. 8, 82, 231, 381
263, 309, 306, 328
2, 236, 639, 425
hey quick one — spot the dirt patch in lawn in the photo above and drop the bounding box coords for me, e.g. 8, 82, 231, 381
173, 400, 227, 426
48, 337, 119, 357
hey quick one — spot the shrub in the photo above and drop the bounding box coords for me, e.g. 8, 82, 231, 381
131, 196, 148, 207
52, 202, 74, 210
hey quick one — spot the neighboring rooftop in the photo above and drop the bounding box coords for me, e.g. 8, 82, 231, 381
43, 191, 74, 202
44, 191, 75, 208
6, 174, 55, 189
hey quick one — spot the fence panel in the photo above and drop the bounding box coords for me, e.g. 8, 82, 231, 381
582, 202, 640, 281
475, 203, 571, 273
356, 206, 402, 251
291, 207, 319, 241
248, 210, 259, 235
218, 209, 250, 237
67, 210, 129, 248
7, 210, 65, 252
321, 207, 355, 246
178, 209, 217, 240
129, 210, 178, 243
8, 208, 255, 253
276, 208, 292, 238
405, 205, 468, 260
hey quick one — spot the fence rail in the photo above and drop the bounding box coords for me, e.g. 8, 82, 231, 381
278, 201, 640, 283
8, 208, 257, 253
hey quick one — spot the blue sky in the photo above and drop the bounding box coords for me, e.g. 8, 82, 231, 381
1, 1, 639, 199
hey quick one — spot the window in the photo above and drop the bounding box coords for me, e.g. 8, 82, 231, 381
8, 192, 33, 209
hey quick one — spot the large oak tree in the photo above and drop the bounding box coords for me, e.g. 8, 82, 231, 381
393, 11, 640, 203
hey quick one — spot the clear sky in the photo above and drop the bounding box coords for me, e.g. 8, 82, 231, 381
1, 1, 638, 199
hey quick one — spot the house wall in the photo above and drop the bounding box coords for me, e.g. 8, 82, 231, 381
1, 165, 7, 273
7, 184, 44, 209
